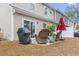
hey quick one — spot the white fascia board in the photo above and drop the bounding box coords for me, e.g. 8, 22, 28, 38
10, 4, 53, 23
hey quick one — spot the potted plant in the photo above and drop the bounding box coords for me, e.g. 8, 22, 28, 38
47, 22, 56, 43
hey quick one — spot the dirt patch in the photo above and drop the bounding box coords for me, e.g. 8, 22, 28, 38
0, 38, 79, 56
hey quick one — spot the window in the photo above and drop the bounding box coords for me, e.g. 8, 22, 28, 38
50, 11, 52, 14
30, 3, 35, 10
44, 7, 47, 15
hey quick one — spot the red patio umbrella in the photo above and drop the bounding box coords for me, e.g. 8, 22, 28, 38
56, 17, 66, 40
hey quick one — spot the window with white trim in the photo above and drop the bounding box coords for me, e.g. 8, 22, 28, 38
44, 6, 48, 15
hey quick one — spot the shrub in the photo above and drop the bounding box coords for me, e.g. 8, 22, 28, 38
47, 22, 56, 32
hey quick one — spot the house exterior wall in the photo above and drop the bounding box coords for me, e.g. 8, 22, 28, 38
13, 12, 50, 40
23, 14, 50, 35
35, 4, 55, 20
0, 3, 74, 41
37, 3, 54, 20
55, 12, 62, 23
0, 3, 13, 40
11, 3, 73, 26
11, 3, 55, 22
13, 13, 23, 40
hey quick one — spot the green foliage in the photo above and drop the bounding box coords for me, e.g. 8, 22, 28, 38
47, 22, 56, 32
64, 5, 79, 20
64, 4, 79, 29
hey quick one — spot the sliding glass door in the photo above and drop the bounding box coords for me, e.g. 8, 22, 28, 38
24, 20, 35, 38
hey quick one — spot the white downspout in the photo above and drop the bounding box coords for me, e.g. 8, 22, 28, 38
55, 10, 56, 22
10, 5, 15, 41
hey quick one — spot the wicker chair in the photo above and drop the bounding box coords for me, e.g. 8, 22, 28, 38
36, 29, 50, 44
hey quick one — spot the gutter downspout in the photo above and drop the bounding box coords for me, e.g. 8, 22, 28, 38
55, 10, 56, 23
10, 4, 15, 41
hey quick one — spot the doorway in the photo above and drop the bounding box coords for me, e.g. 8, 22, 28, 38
24, 20, 35, 38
